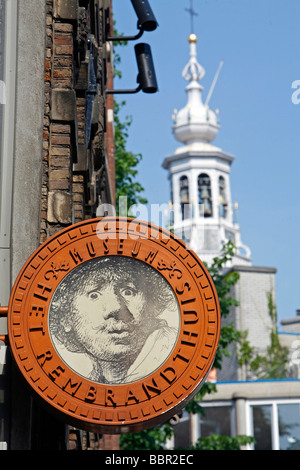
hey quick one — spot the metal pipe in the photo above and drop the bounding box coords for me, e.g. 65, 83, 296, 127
107, 25, 144, 42
0, 334, 8, 345
106, 84, 142, 95
0, 306, 8, 317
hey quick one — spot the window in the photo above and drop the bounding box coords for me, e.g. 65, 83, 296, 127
179, 175, 189, 220
173, 410, 191, 449
278, 403, 300, 450
200, 405, 233, 438
250, 400, 300, 450
252, 404, 272, 450
218, 176, 227, 218
173, 399, 300, 450
198, 173, 212, 217
174, 404, 234, 449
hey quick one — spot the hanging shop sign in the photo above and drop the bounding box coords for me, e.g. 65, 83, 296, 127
7, 217, 220, 433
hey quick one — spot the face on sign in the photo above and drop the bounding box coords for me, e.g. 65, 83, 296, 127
49, 256, 180, 384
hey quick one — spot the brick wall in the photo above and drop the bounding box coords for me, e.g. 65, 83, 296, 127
68, 429, 120, 450
41, 0, 118, 450
41, 0, 115, 243
99, 434, 120, 450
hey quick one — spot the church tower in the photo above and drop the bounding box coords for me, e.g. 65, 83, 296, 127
163, 33, 251, 267
163, 30, 278, 381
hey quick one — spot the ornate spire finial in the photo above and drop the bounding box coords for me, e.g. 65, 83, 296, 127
188, 33, 197, 43
182, 2, 204, 83
182, 32, 205, 83
173, 0, 220, 146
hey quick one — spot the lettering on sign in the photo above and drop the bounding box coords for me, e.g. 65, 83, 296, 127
7, 218, 220, 434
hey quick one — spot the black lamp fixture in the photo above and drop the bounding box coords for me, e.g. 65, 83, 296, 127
106, 43, 158, 94
107, 0, 158, 41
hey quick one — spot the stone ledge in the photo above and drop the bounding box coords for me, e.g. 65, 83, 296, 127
54, 0, 78, 21
51, 88, 76, 122
47, 191, 73, 224
73, 145, 88, 172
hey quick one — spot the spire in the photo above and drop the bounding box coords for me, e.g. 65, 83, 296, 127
182, 33, 205, 83
164, 5, 252, 267
172, 34, 220, 146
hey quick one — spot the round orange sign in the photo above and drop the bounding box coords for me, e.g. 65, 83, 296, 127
7, 217, 220, 433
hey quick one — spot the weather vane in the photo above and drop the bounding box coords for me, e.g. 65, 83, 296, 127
185, 0, 198, 34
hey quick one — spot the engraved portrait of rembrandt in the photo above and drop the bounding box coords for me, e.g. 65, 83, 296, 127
48, 256, 180, 385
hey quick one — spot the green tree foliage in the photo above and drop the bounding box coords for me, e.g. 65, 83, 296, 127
237, 292, 289, 380
185, 241, 242, 411
190, 434, 254, 450
119, 424, 173, 451
205, 242, 241, 370
114, 100, 147, 216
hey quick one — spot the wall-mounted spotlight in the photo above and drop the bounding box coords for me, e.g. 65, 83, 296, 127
107, 0, 158, 41
106, 43, 158, 95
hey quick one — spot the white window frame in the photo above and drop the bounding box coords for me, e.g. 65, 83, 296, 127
246, 398, 300, 450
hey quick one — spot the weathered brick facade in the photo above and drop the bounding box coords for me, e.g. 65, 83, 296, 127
41, 0, 115, 245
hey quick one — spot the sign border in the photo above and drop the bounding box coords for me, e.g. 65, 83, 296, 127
7, 217, 220, 433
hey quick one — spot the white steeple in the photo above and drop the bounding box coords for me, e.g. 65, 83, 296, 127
163, 34, 251, 267
173, 34, 219, 145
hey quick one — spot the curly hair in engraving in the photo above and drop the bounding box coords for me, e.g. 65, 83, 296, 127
49, 256, 180, 384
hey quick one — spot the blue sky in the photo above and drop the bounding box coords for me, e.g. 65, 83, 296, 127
112, 0, 300, 325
